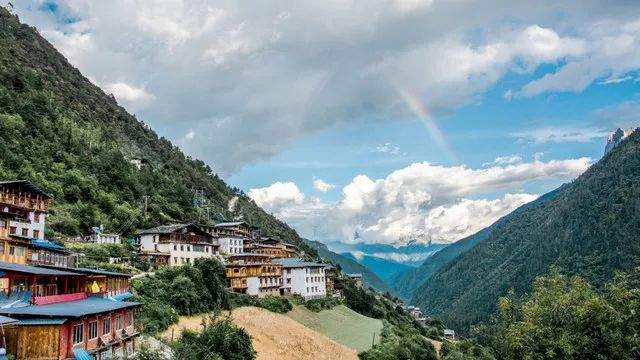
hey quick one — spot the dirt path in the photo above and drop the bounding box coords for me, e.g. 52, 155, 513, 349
162, 307, 358, 360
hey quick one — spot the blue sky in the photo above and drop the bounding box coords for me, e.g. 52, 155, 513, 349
14, 0, 640, 253
230, 71, 637, 201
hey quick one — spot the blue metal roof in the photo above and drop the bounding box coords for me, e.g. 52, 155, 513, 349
0, 315, 17, 325
0, 261, 78, 276
111, 292, 133, 302
30, 239, 67, 252
0, 296, 141, 318
18, 318, 67, 325
73, 348, 93, 360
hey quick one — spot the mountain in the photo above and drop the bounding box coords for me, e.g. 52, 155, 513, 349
604, 127, 637, 154
305, 239, 392, 293
391, 189, 560, 301
411, 130, 640, 332
0, 8, 315, 255
341, 252, 412, 282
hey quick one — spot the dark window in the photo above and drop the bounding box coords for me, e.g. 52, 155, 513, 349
116, 315, 123, 330
72, 324, 84, 344
21, 228, 28, 237
103, 317, 111, 335
88, 321, 98, 339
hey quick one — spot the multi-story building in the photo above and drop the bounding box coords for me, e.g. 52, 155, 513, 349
137, 224, 220, 267
347, 273, 363, 288
275, 258, 328, 300
245, 237, 299, 258
27, 238, 77, 268
0, 181, 53, 266
0, 180, 51, 240
0, 262, 140, 359
225, 253, 282, 297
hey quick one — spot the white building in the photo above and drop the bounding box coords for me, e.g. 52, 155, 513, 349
275, 258, 327, 300
137, 224, 220, 266
218, 236, 244, 255
88, 226, 121, 244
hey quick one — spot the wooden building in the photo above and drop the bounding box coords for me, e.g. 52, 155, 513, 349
0, 180, 52, 241
225, 253, 282, 297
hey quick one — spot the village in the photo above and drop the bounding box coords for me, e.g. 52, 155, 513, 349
0, 179, 422, 360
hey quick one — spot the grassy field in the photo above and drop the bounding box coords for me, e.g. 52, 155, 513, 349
286, 305, 383, 352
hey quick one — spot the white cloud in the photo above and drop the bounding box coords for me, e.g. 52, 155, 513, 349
313, 179, 335, 193
103, 82, 154, 110
483, 155, 522, 167
248, 181, 304, 210
250, 157, 591, 246
13, 1, 639, 175
512, 126, 610, 143
373, 143, 402, 155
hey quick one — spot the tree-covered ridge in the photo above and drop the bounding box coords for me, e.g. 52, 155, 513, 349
412, 129, 640, 333
0, 8, 313, 254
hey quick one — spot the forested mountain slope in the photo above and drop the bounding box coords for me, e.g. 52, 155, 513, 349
0, 8, 314, 254
412, 130, 640, 332
305, 239, 392, 293
392, 189, 559, 301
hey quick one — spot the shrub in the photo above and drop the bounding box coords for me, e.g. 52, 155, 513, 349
304, 296, 341, 312
172, 315, 256, 360
257, 296, 293, 313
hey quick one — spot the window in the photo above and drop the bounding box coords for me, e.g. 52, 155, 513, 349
126, 312, 133, 326
103, 317, 111, 335
174, 245, 177, 251
9, 226, 16, 234
34, 212, 40, 222
0, 243, 4, 254
116, 315, 123, 330
16, 247, 24, 256
33, 230, 40, 239
8, 246, 14, 255
21, 228, 28, 237
180, 245, 184, 251
72, 324, 84, 344
88, 321, 98, 339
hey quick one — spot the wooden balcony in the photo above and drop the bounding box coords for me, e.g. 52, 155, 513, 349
0, 194, 49, 211
166, 233, 209, 244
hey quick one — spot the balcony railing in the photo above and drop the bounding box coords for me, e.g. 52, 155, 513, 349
0, 194, 48, 211
167, 233, 209, 244
33, 291, 87, 305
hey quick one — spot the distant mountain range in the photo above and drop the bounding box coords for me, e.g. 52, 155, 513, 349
320, 241, 446, 282
410, 129, 640, 332
304, 239, 392, 293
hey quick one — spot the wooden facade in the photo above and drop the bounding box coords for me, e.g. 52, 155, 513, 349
226, 254, 283, 297
4, 308, 139, 360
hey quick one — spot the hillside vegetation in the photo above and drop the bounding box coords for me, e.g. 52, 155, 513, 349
286, 305, 383, 352
412, 131, 640, 332
0, 8, 314, 254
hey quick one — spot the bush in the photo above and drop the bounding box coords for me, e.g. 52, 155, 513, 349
172, 315, 256, 360
304, 296, 341, 312
136, 301, 179, 334
257, 296, 293, 313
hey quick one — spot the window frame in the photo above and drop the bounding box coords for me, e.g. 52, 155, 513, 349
72, 323, 84, 345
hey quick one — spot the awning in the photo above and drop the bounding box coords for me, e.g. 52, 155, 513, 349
73, 348, 93, 360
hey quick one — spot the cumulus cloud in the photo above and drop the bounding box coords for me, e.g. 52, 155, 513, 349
13, 1, 639, 175
250, 157, 591, 246
313, 179, 335, 193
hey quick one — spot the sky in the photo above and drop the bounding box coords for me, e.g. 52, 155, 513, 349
12, 0, 640, 250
